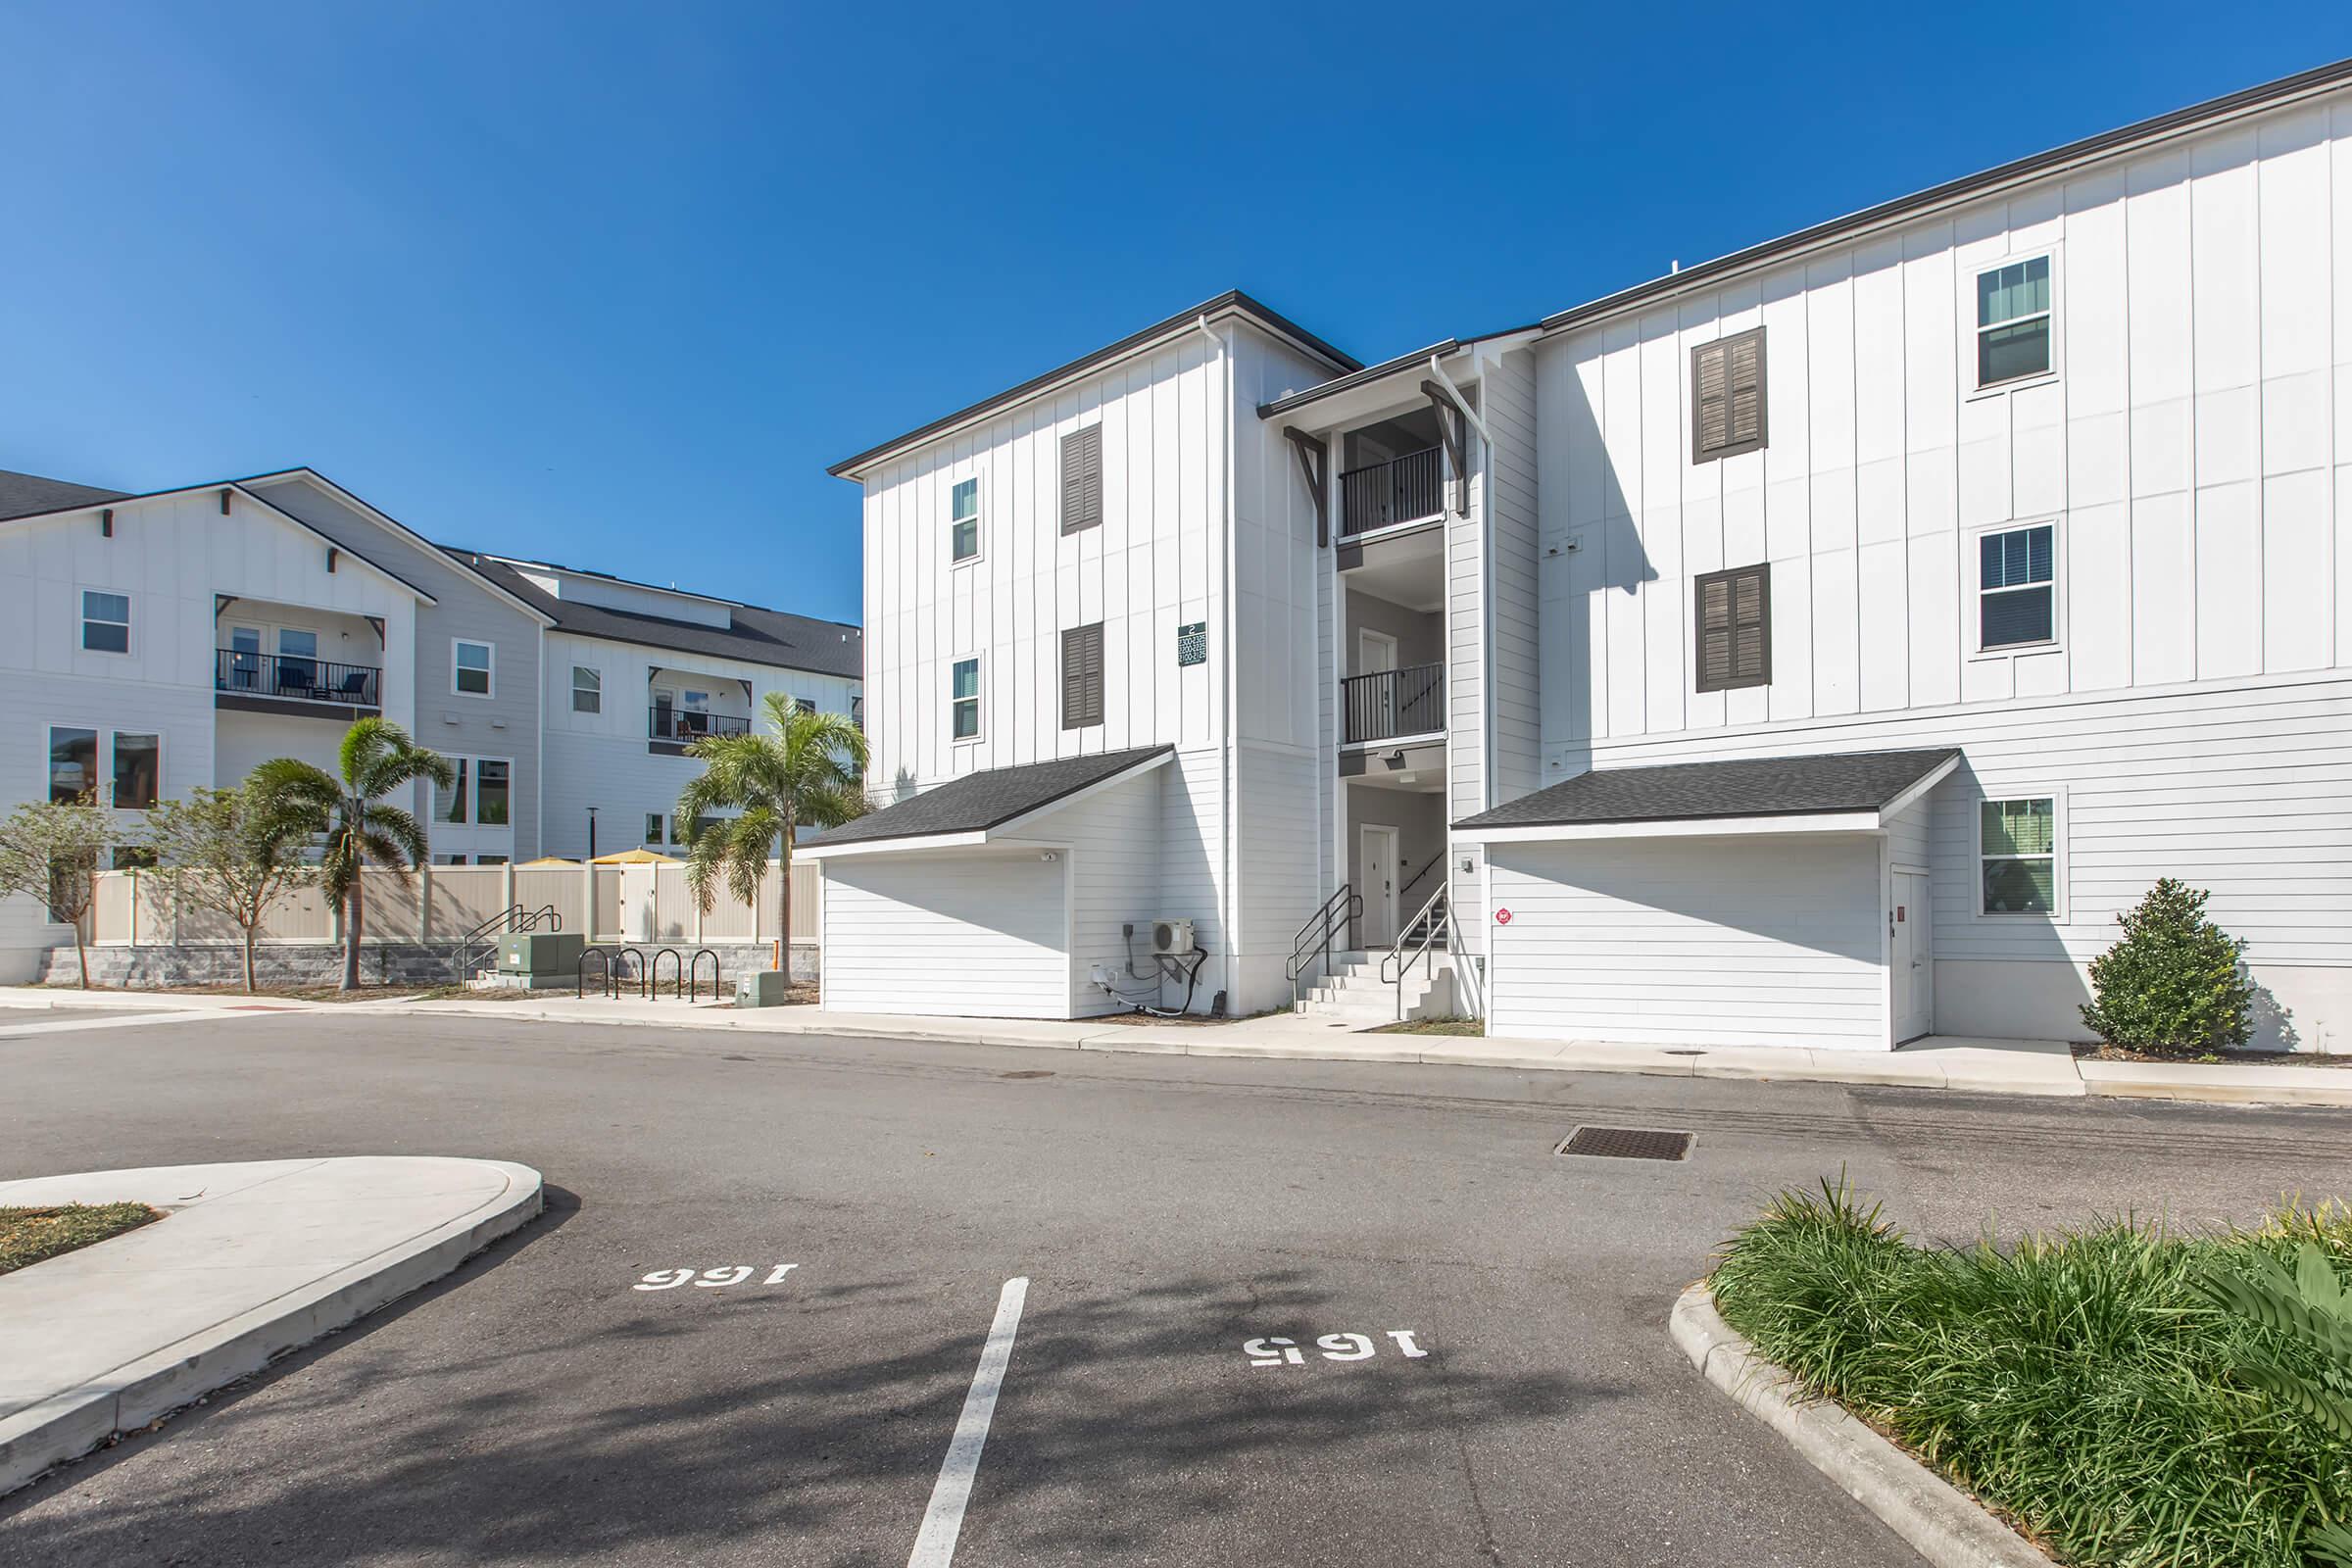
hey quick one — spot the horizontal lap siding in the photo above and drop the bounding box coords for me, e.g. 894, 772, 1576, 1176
1489, 837, 1885, 1048
820, 851, 1066, 1018
999, 766, 1165, 1016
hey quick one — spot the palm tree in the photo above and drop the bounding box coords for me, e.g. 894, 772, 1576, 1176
252, 718, 455, 992
675, 694, 867, 961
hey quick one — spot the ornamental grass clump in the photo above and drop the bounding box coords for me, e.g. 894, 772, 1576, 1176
1708, 1179, 2352, 1568
2080, 877, 2254, 1058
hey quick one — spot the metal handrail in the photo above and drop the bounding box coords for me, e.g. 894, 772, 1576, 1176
1338, 445, 1444, 537
452, 903, 560, 984
650, 707, 753, 743
1340, 663, 1446, 744
1288, 883, 1360, 1006
1382, 885, 1450, 1020
1397, 851, 1445, 908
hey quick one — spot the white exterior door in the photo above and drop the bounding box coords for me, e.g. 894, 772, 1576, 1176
821, 850, 1070, 1018
1892, 870, 1934, 1043
1359, 824, 1399, 949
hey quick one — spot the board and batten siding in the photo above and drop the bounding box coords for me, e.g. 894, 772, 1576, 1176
1488, 837, 1886, 1049
819, 849, 1067, 1018
1535, 95, 2352, 762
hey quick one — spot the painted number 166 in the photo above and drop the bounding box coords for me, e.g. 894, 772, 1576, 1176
1245, 1330, 1427, 1366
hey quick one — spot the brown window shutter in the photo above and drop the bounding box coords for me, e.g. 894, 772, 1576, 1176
1693, 564, 1770, 691
1691, 328, 1766, 462
1061, 425, 1102, 534
1062, 621, 1104, 727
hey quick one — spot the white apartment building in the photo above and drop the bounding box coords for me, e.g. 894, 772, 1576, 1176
813, 59, 2352, 1053
0, 467, 858, 979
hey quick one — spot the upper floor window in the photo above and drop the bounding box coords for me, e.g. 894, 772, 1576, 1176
1060, 425, 1103, 534
1980, 797, 2058, 915
1690, 328, 1766, 463
1978, 523, 2055, 650
645, 812, 664, 845
794, 697, 817, 716
1975, 257, 2052, 388
454, 639, 495, 697
572, 665, 602, 713
48, 726, 97, 804
950, 477, 981, 564
1693, 564, 1770, 692
1061, 621, 1104, 728
80, 590, 130, 654
475, 760, 512, 826
951, 657, 982, 741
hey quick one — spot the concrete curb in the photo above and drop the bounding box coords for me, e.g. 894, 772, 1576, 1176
0, 1158, 543, 1497
1669, 1284, 2052, 1567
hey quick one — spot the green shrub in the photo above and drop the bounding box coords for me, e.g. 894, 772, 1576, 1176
2079, 877, 2253, 1057
1709, 1182, 2352, 1568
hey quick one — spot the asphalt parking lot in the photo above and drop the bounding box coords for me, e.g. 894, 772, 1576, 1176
4, 1011, 2346, 1566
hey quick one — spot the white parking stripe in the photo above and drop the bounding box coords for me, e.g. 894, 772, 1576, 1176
906, 1276, 1029, 1568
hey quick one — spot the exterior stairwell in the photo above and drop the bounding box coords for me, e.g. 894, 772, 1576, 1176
1297, 951, 1457, 1026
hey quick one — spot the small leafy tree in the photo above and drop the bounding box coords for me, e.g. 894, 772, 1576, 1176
675, 695, 867, 961
252, 718, 454, 992
0, 794, 120, 989
2079, 877, 2253, 1057
144, 785, 318, 995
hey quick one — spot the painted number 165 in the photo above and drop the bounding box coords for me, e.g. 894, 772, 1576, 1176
1245, 1330, 1427, 1366
635, 1263, 801, 1291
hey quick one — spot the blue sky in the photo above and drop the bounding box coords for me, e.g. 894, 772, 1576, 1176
3, 4, 2345, 624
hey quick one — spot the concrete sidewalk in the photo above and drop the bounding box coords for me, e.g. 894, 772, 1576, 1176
7, 983, 2348, 1106
0, 1155, 542, 1495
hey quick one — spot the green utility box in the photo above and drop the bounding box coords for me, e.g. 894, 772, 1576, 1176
736, 969, 790, 1007
499, 931, 586, 976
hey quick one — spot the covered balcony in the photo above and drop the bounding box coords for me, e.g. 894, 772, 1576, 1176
649, 668, 755, 756
1336, 408, 1448, 541
213, 598, 383, 719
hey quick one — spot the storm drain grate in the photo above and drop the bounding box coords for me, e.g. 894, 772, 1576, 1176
1554, 1125, 1694, 1161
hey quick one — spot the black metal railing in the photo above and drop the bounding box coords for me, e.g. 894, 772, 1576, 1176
650, 708, 753, 743
1340, 662, 1446, 744
216, 649, 380, 707
1338, 445, 1444, 537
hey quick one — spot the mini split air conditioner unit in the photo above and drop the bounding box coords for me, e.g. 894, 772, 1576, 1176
1151, 917, 1195, 956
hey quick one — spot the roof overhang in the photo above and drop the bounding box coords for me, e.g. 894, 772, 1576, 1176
802, 747, 1175, 860
1256, 328, 1540, 429
1456, 754, 1960, 845
242, 468, 558, 628
828, 292, 1357, 480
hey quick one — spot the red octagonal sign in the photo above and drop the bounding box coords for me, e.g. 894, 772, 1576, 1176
1494, 907, 1513, 925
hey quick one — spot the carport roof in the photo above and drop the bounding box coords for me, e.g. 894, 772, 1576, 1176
1453, 748, 1961, 840
807, 745, 1175, 855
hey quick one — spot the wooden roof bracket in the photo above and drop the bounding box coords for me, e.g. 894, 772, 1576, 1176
1283, 426, 1331, 547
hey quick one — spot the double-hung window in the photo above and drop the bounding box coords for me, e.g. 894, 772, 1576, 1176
951, 657, 982, 741
1978, 523, 2056, 650
1981, 797, 2058, 915
80, 591, 130, 654
1975, 257, 2052, 388
950, 478, 981, 564
454, 639, 494, 697
572, 665, 602, 713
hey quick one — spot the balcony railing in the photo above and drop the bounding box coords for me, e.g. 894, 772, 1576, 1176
1338, 445, 1444, 538
216, 649, 381, 708
651, 707, 753, 744
1341, 662, 1446, 744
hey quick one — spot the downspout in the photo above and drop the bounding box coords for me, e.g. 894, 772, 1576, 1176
1195, 315, 1237, 1012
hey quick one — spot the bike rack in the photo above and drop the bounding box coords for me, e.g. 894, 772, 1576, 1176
651, 948, 683, 1000
613, 947, 650, 999
689, 948, 721, 1003
577, 947, 612, 1000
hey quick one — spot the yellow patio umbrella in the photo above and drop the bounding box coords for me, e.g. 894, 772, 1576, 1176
588, 848, 682, 865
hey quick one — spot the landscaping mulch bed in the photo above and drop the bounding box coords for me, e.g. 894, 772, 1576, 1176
0, 1202, 161, 1277
1371, 1018, 1484, 1037
2072, 1042, 2351, 1068
1709, 1180, 2352, 1568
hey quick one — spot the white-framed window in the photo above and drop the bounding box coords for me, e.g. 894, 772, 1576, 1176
951, 656, 982, 742
47, 725, 98, 804
1973, 254, 2054, 390
112, 731, 160, 809
950, 477, 981, 564
1973, 520, 2059, 654
1978, 794, 2063, 917
572, 664, 602, 714
434, 758, 470, 824
453, 639, 495, 697
79, 590, 130, 655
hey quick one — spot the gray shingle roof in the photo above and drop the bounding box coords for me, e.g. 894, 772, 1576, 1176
1454, 748, 1960, 832
816, 746, 1173, 848
449, 551, 862, 680
0, 467, 129, 521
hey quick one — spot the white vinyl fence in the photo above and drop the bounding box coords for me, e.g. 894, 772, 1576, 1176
84, 859, 821, 950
